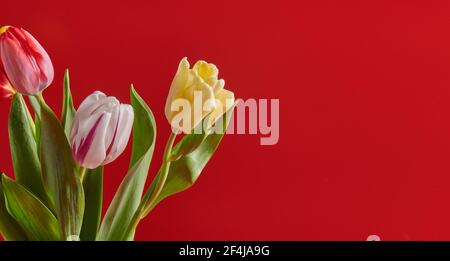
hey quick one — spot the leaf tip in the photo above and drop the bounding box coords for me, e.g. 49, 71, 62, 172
130, 84, 137, 96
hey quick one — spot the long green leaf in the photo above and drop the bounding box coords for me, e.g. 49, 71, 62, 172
80, 167, 103, 241
38, 95, 84, 240
1, 174, 60, 240
61, 69, 76, 137
144, 105, 235, 215
0, 174, 28, 241
97, 86, 156, 240
8, 94, 49, 206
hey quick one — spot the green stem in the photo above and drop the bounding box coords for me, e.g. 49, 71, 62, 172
24, 100, 36, 138
79, 167, 87, 183
122, 132, 177, 239
142, 132, 177, 214
36, 92, 43, 101
35, 93, 47, 108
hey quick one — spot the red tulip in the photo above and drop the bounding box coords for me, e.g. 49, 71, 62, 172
0, 25, 54, 96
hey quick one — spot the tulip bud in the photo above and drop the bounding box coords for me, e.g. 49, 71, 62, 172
0, 25, 54, 96
0, 62, 15, 99
165, 57, 235, 133
70, 91, 134, 169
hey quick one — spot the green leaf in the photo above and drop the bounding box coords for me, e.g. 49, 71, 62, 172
170, 114, 211, 161
97, 86, 156, 241
144, 105, 235, 215
61, 69, 76, 137
0, 174, 28, 241
38, 95, 84, 240
8, 94, 50, 206
80, 167, 103, 241
1, 174, 60, 240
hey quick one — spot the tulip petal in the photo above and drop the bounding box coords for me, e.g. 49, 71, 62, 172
76, 91, 107, 114
0, 31, 40, 95
213, 79, 225, 95
71, 90, 133, 168
19, 28, 54, 91
71, 92, 118, 142
165, 57, 190, 120
193, 60, 218, 86
209, 88, 235, 126
0, 63, 14, 99
184, 71, 216, 133
103, 105, 134, 165
103, 105, 120, 153
73, 112, 111, 169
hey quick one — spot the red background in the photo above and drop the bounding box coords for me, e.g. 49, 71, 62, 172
2, 0, 450, 240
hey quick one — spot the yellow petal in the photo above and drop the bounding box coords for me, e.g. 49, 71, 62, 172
213, 79, 225, 95
193, 60, 218, 79
165, 57, 190, 120
193, 60, 219, 87
209, 88, 234, 126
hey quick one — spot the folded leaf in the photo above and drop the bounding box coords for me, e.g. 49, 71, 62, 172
61, 69, 76, 137
0, 174, 28, 241
80, 167, 103, 241
38, 95, 84, 240
8, 94, 50, 206
144, 105, 235, 215
97, 86, 156, 241
1, 174, 60, 240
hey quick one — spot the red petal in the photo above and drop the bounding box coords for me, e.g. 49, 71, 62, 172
0, 60, 15, 99
0, 28, 40, 95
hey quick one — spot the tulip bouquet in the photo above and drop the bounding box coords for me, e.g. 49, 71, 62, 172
0, 26, 235, 241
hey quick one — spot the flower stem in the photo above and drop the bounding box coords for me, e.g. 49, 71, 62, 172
123, 132, 177, 239
142, 132, 177, 214
24, 98, 36, 138
35, 92, 46, 105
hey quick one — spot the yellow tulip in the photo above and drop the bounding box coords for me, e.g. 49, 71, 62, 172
165, 57, 234, 133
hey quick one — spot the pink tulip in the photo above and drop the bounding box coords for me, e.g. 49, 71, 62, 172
0, 62, 15, 99
0, 25, 54, 96
70, 91, 134, 169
